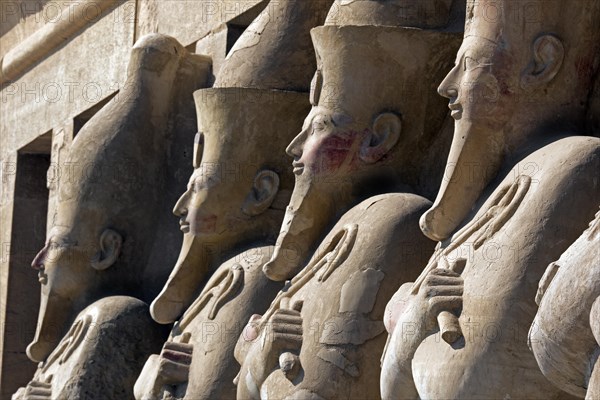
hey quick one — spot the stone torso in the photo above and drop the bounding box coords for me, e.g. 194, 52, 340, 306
261, 193, 434, 399
13, 297, 165, 400
531, 206, 600, 398
412, 136, 600, 400
170, 246, 281, 400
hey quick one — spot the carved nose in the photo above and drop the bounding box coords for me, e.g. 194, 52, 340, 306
173, 191, 189, 217
446, 87, 459, 99
286, 130, 307, 158
31, 249, 46, 270
438, 81, 459, 99
438, 64, 460, 100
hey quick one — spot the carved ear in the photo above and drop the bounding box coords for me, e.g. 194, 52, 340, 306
521, 34, 564, 90
242, 170, 280, 216
91, 229, 123, 271
359, 112, 402, 164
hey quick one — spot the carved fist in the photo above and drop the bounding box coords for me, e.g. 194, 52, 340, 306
261, 306, 303, 366
242, 300, 304, 394
420, 268, 463, 315
157, 340, 194, 385
13, 380, 52, 400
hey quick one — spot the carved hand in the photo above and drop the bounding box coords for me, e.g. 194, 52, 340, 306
157, 339, 194, 386
258, 305, 303, 373
381, 268, 464, 400
237, 301, 304, 399
416, 267, 464, 332
236, 313, 263, 364
18, 380, 52, 400
135, 332, 194, 400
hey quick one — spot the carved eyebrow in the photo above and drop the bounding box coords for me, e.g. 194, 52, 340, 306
465, 34, 499, 46
48, 235, 77, 247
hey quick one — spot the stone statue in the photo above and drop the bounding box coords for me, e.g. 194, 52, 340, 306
13, 297, 165, 399
234, 1, 463, 398
14, 33, 211, 399
590, 297, 600, 400
133, 2, 333, 398
133, 88, 307, 400
381, 0, 600, 398
529, 208, 600, 399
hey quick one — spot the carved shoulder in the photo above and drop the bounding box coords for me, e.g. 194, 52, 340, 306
28, 296, 165, 400
332, 193, 435, 275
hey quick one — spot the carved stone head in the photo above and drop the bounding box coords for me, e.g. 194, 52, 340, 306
149, 88, 310, 324
27, 34, 209, 362
263, 2, 463, 281
420, 0, 600, 241
148, 0, 330, 325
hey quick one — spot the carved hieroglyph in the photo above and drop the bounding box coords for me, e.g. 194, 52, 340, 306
381, 0, 600, 398
235, 1, 463, 398
530, 208, 600, 399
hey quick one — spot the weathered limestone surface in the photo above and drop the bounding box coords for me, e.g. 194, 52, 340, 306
134, 1, 331, 399
11, 33, 211, 399
134, 87, 308, 400
0, 1, 305, 397
234, 1, 463, 399
381, 0, 600, 399
1, 0, 600, 399
13, 296, 166, 400
530, 208, 600, 399
237, 194, 434, 399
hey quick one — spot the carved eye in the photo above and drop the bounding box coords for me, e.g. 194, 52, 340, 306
463, 56, 479, 71
192, 180, 203, 193
312, 115, 329, 134
312, 121, 325, 132
464, 56, 492, 72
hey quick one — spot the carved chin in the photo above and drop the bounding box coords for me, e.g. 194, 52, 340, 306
263, 179, 323, 281
420, 123, 505, 241
27, 338, 57, 363
150, 234, 209, 324
28, 291, 72, 362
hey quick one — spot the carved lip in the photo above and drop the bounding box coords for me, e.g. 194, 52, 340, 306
292, 161, 304, 175
37, 267, 47, 284
179, 219, 190, 233
448, 103, 462, 120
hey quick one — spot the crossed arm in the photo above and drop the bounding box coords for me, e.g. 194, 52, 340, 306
381, 268, 464, 400
235, 304, 304, 400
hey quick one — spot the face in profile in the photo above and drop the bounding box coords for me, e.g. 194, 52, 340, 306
419, 34, 525, 241
31, 225, 95, 299
28, 222, 100, 362
286, 106, 363, 190
173, 167, 221, 238
438, 35, 520, 138
172, 155, 252, 241
262, 106, 369, 281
